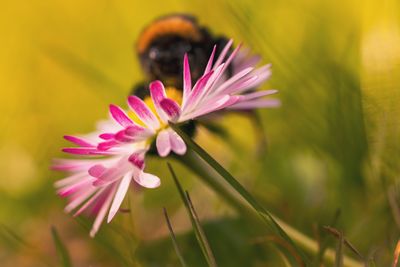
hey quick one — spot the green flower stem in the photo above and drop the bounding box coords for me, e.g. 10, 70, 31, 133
177, 149, 362, 267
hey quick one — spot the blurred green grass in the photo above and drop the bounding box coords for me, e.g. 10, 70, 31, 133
0, 0, 399, 266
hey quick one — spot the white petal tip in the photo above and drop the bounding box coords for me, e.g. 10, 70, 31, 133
89, 229, 97, 238
158, 151, 170, 157
64, 206, 73, 213
173, 147, 187, 156
107, 212, 116, 223
136, 172, 161, 189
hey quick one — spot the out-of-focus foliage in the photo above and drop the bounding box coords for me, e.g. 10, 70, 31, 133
0, 0, 399, 266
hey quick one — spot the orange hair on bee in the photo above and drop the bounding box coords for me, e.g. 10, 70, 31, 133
137, 16, 202, 53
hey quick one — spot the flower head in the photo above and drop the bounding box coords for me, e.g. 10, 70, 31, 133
105, 39, 279, 157
54, 40, 279, 236
53, 121, 160, 237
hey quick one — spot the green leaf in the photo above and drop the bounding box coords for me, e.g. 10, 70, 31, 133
163, 207, 188, 267
170, 122, 309, 266
167, 162, 218, 267
51, 226, 72, 267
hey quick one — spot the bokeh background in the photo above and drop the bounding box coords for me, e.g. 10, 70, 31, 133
1, 0, 400, 266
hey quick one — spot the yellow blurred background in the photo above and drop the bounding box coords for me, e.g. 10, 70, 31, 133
1, 0, 399, 266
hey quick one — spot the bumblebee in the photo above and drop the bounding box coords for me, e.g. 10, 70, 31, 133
133, 14, 230, 97
133, 14, 267, 153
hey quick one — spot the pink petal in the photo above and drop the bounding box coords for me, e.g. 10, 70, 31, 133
99, 133, 115, 140
203, 45, 217, 74
52, 159, 96, 172
160, 98, 181, 122
219, 43, 242, 75
183, 70, 214, 110
169, 131, 186, 155
64, 135, 93, 147
213, 39, 233, 68
128, 151, 145, 169
198, 45, 244, 101
107, 171, 132, 223
90, 158, 132, 187
97, 140, 119, 151
223, 75, 260, 95
73, 188, 106, 217
240, 90, 278, 101
230, 65, 272, 94
62, 147, 111, 155
134, 171, 160, 188
115, 128, 152, 143
62, 148, 92, 155
114, 130, 134, 142
125, 125, 153, 136
182, 53, 192, 105
57, 177, 91, 197
251, 64, 272, 77
127, 96, 160, 129
241, 54, 261, 69
233, 48, 261, 71
184, 95, 232, 119
212, 67, 254, 95
229, 99, 281, 109
219, 95, 241, 108
109, 105, 133, 127
54, 173, 86, 188
156, 130, 171, 157
196, 63, 226, 103
88, 164, 107, 178
149, 80, 166, 101
92, 167, 120, 187
149, 80, 169, 122
203, 45, 244, 100
64, 186, 97, 213
90, 186, 116, 237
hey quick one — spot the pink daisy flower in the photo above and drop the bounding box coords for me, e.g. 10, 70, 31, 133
104, 39, 279, 157
54, 40, 279, 236
53, 121, 160, 237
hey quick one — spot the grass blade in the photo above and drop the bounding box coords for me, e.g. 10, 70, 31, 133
335, 230, 344, 267
315, 210, 341, 265
323, 226, 364, 260
170, 122, 309, 265
51, 226, 72, 267
1, 223, 32, 249
163, 207, 188, 267
252, 235, 305, 267
185, 191, 218, 267
167, 162, 218, 267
